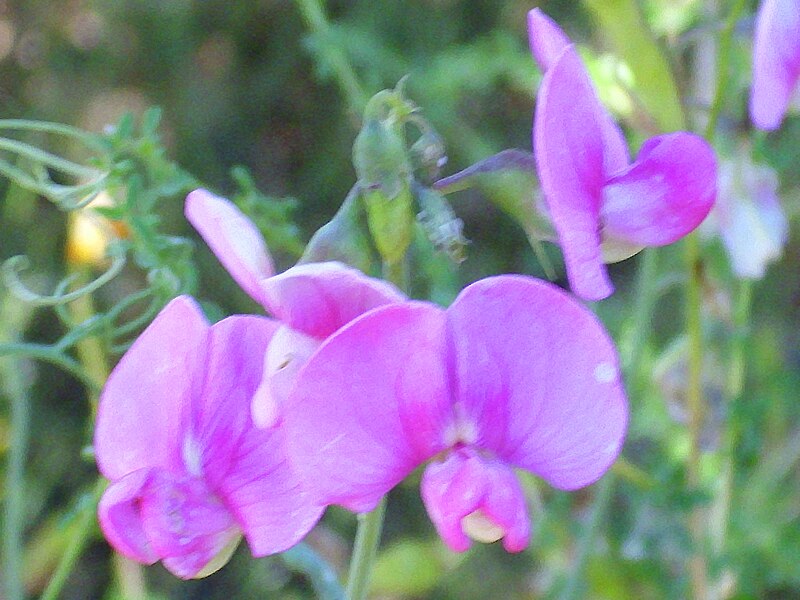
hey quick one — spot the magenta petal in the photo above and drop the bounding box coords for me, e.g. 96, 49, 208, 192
421, 449, 530, 553
252, 325, 322, 429
193, 314, 278, 482
421, 451, 487, 552
750, 0, 800, 130
139, 470, 240, 579
527, 8, 571, 72
447, 276, 628, 490
283, 303, 451, 512
601, 133, 717, 246
95, 296, 208, 480
98, 470, 158, 564
260, 262, 406, 339
217, 423, 324, 556
534, 46, 613, 300
185, 189, 275, 306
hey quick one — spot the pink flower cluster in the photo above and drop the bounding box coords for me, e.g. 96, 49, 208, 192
101, 3, 800, 578
95, 190, 628, 577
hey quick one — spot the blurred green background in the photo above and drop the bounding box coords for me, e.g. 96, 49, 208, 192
1, 0, 800, 598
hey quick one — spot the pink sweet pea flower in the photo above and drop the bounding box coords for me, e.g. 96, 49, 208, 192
528, 9, 717, 301
185, 189, 405, 427
750, 0, 800, 130
282, 275, 628, 552
95, 296, 323, 579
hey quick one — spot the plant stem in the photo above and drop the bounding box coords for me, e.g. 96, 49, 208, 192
2, 354, 30, 600
293, 0, 370, 115
39, 479, 106, 600
559, 249, 658, 599
282, 542, 346, 600
708, 279, 752, 600
686, 2, 747, 596
345, 497, 387, 600
0, 290, 37, 600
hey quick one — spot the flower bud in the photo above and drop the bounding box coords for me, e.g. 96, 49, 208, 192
300, 187, 374, 273
410, 128, 447, 184
415, 185, 467, 264
352, 117, 411, 200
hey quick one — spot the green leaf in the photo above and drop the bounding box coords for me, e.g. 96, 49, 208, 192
583, 0, 685, 132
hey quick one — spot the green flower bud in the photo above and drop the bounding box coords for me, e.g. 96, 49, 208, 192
300, 186, 374, 274
415, 185, 467, 264
352, 117, 411, 199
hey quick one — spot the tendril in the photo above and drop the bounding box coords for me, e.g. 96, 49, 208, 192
2, 242, 127, 307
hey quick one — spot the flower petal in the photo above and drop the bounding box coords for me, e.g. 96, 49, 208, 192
534, 46, 613, 300
447, 275, 628, 490
283, 302, 451, 512
421, 449, 530, 553
98, 470, 159, 564
95, 296, 208, 480
601, 133, 717, 246
216, 423, 325, 556
193, 314, 279, 482
181, 314, 322, 556
185, 189, 275, 306
527, 8, 571, 72
750, 0, 800, 130
139, 470, 241, 579
260, 262, 406, 338
252, 325, 322, 429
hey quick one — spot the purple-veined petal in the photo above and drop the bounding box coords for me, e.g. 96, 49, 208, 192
534, 46, 613, 300
187, 313, 323, 553
260, 262, 406, 339
527, 8, 571, 72
252, 325, 322, 428
98, 470, 159, 565
447, 275, 628, 490
420, 449, 530, 553
139, 470, 241, 579
601, 133, 717, 246
95, 296, 208, 480
193, 314, 278, 483
185, 189, 275, 306
750, 0, 800, 130
283, 302, 451, 512
217, 422, 324, 556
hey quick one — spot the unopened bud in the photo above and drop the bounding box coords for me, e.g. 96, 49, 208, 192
300, 187, 374, 273
410, 129, 447, 184
352, 118, 410, 199
416, 185, 467, 264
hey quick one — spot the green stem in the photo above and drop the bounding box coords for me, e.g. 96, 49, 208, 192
0, 343, 98, 391
2, 354, 30, 600
0, 119, 105, 150
559, 248, 659, 599
685, 233, 706, 600
345, 497, 387, 600
39, 479, 106, 600
702, 0, 748, 141
293, 0, 370, 115
708, 279, 752, 600
686, 2, 747, 596
559, 475, 615, 600
282, 543, 346, 600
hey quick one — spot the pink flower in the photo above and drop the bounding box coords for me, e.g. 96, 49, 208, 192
94, 296, 323, 579
282, 275, 628, 552
528, 9, 717, 301
750, 0, 800, 130
185, 189, 405, 427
